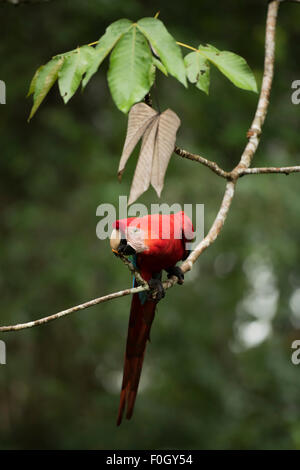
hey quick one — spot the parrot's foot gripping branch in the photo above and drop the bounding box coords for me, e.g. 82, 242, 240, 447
148, 266, 184, 301
166, 266, 184, 285
148, 276, 165, 301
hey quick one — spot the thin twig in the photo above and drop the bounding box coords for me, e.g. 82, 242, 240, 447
174, 146, 231, 179
0, 267, 181, 332
239, 166, 300, 176
174, 149, 300, 179
0, 286, 148, 332
181, 181, 235, 272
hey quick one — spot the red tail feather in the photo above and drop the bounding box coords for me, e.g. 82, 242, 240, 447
117, 293, 157, 426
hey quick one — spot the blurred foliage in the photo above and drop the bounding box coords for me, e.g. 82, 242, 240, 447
0, 0, 300, 450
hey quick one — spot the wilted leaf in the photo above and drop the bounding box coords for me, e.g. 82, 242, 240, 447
118, 102, 181, 204
151, 109, 181, 197
118, 103, 157, 179
128, 119, 159, 205
107, 26, 153, 113
198, 44, 257, 92
184, 51, 210, 95
28, 56, 64, 121
137, 17, 187, 87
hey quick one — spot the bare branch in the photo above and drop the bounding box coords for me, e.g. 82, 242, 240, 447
174, 146, 230, 179
233, 1, 279, 173
181, 181, 236, 272
0, 285, 149, 332
0, 262, 184, 332
0, 255, 178, 332
239, 166, 300, 176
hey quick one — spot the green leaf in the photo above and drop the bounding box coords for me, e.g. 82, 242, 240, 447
198, 44, 257, 92
137, 17, 187, 87
184, 51, 210, 95
153, 57, 168, 76
58, 46, 96, 103
149, 63, 156, 88
107, 26, 153, 113
27, 65, 44, 98
28, 56, 64, 121
82, 18, 133, 88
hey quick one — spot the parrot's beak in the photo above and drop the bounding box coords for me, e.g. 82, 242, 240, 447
110, 228, 136, 256
110, 228, 121, 252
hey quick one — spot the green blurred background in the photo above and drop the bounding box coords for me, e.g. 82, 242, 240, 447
0, 0, 300, 450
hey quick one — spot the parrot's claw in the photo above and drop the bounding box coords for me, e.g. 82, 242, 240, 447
148, 278, 165, 302
166, 266, 184, 285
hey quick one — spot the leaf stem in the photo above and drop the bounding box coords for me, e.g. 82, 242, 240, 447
176, 41, 198, 52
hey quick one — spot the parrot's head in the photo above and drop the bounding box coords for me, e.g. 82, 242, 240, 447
110, 219, 148, 256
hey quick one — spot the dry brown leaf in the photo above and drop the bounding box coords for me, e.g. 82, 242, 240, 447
128, 119, 159, 205
118, 103, 157, 180
151, 109, 181, 197
118, 102, 181, 204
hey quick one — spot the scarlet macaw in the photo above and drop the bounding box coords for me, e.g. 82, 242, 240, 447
110, 211, 194, 425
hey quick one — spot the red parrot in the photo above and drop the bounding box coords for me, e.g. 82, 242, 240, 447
109, 211, 194, 425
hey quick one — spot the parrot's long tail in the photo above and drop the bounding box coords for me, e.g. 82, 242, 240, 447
117, 292, 156, 426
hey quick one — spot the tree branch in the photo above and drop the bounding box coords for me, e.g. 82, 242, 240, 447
0, 0, 291, 333
0, 285, 149, 332
239, 166, 300, 176
233, 0, 279, 174
181, 181, 235, 272
174, 146, 231, 179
